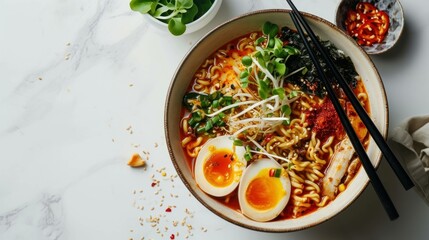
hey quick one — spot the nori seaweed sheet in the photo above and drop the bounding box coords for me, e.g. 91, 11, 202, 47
280, 26, 358, 97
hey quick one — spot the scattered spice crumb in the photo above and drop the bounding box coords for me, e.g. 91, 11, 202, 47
126, 125, 134, 134
127, 153, 146, 168
38, 77, 43, 81
129, 147, 209, 240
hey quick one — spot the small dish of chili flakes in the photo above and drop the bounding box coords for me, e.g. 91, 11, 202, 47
335, 0, 404, 54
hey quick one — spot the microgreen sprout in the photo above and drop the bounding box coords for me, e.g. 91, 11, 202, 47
240, 21, 301, 100
130, 0, 214, 36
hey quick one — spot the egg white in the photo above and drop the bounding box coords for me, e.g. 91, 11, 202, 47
195, 135, 247, 197
238, 158, 291, 222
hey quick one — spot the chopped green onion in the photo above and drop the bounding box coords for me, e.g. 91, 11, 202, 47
212, 99, 219, 108
269, 168, 282, 178
204, 119, 213, 132
211, 115, 220, 125
191, 111, 204, 122
199, 95, 211, 108
209, 91, 221, 101
233, 139, 243, 146
188, 117, 197, 127
222, 96, 233, 106
301, 67, 308, 75
196, 126, 206, 134
244, 146, 252, 161
244, 152, 252, 161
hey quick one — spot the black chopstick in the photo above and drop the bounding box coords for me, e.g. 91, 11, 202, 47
288, 9, 398, 220
285, 0, 414, 191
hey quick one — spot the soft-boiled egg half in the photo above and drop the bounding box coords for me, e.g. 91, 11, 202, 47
195, 135, 247, 197
238, 158, 291, 222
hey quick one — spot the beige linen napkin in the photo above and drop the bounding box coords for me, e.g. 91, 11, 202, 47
389, 115, 429, 203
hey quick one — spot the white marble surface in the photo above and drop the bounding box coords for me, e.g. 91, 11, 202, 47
1, 0, 428, 239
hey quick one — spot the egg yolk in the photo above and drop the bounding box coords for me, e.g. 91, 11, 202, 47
203, 148, 237, 188
245, 169, 285, 211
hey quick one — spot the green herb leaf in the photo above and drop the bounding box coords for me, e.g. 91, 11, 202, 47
194, 0, 213, 19
288, 90, 300, 98
275, 61, 286, 76
152, 5, 171, 18
262, 21, 278, 38
241, 56, 252, 67
180, 0, 194, 9
272, 87, 285, 100
168, 17, 186, 36
181, 4, 198, 24
240, 70, 249, 88
130, 0, 154, 14
258, 80, 270, 99
255, 36, 265, 45
281, 105, 292, 115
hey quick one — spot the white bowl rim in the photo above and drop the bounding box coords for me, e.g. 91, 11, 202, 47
164, 9, 389, 232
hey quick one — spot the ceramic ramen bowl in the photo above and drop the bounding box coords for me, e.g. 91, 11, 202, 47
335, 0, 404, 54
164, 9, 388, 232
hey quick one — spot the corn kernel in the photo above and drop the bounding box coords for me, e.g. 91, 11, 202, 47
338, 183, 346, 192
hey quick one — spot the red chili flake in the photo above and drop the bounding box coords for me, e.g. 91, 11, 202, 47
165, 207, 172, 212
305, 98, 344, 143
151, 182, 157, 187
170, 234, 175, 239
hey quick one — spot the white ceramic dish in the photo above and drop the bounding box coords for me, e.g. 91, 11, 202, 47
143, 0, 223, 35
164, 9, 388, 232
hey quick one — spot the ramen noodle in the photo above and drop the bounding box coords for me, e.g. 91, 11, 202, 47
180, 24, 369, 220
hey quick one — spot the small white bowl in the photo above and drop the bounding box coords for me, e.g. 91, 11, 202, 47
143, 0, 222, 35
